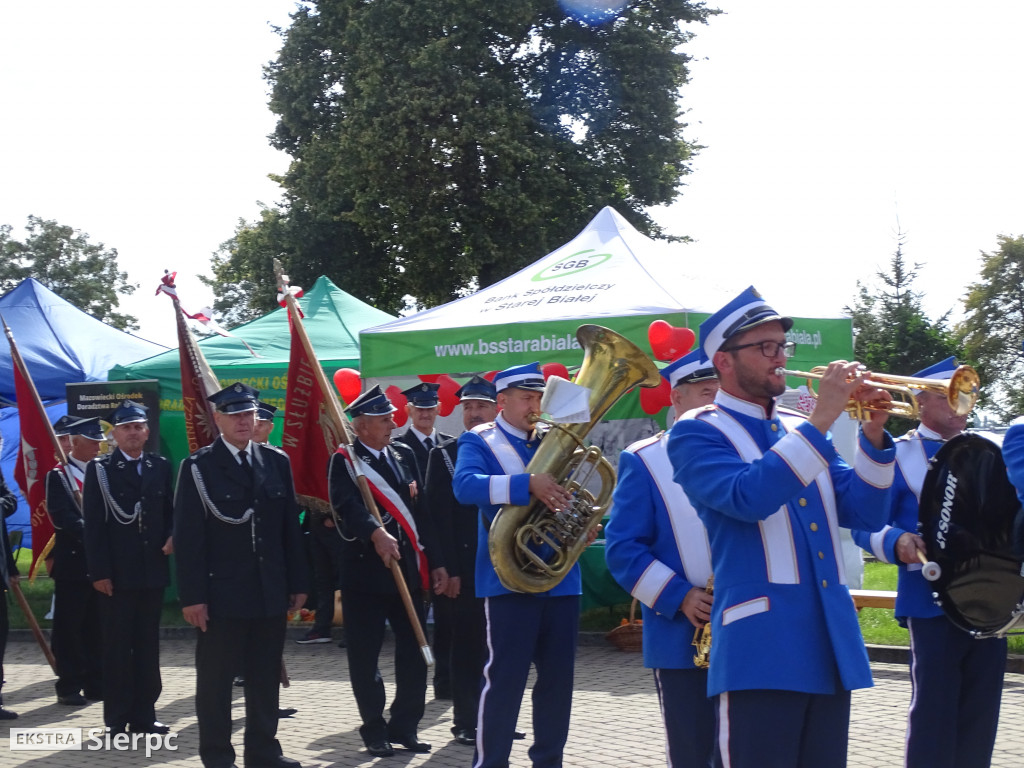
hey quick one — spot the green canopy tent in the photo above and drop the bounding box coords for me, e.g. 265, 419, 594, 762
110, 275, 395, 469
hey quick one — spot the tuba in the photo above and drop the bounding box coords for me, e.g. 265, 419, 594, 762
488, 324, 662, 593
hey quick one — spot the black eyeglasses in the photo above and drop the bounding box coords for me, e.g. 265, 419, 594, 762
721, 340, 796, 358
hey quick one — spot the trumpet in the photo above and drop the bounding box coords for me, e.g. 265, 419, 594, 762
775, 364, 980, 421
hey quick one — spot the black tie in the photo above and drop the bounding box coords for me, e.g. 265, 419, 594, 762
374, 451, 400, 490
239, 449, 250, 469
424, 437, 433, 451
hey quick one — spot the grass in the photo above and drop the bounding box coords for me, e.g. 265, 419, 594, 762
580, 561, 1024, 655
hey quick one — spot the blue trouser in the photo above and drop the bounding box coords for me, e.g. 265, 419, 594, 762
715, 687, 851, 768
655, 667, 715, 768
474, 593, 579, 768
906, 616, 1006, 768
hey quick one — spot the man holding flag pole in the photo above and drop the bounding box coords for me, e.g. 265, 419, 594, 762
273, 262, 441, 758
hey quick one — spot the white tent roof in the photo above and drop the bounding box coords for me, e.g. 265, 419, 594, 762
366, 206, 735, 334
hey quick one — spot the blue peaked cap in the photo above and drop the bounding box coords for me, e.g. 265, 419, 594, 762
110, 400, 149, 425
699, 285, 793, 362
493, 362, 545, 393
401, 382, 440, 408
345, 384, 397, 417
660, 349, 717, 388
208, 382, 260, 414
456, 375, 497, 403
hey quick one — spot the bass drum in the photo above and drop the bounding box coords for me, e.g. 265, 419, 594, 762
918, 433, 1024, 637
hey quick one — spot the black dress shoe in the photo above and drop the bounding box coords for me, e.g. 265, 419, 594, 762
278, 707, 298, 718
57, 693, 88, 706
131, 721, 170, 734
0, 707, 18, 720
513, 730, 526, 740
83, 690, 103, 702
233, 676, 246, 687
452, 728, 475, 746
393, 734, 431, 752
365, 740, 394, 757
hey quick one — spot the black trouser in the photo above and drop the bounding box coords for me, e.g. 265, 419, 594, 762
0, 588, 8, 696
308, 519, 343, 634
342, 588, 427, 745
98, 586, 164, 731
432, 593, 454, 694
449, 591, 486, 732
53, 579, 103, 697
196, 615, 286, 768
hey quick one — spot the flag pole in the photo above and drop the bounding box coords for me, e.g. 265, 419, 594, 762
1, 315, 60, 671
273, 261, 434, 665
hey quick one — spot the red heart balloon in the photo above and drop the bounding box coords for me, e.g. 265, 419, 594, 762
541, 362, 570, 382
436, 374, 460, 417
385, 385, 408, 426
648, 321, 696, 361
418, 374, 441, 383
332, 368, 362, 405
639, 378, 671, 415
482, 370, 498, 382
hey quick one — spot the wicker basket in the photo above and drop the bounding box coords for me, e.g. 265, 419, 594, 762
605, 598, 643, 652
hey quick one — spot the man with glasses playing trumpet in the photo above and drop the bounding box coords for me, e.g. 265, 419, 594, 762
668, 286, 896, 768
852, 357, 1006, 768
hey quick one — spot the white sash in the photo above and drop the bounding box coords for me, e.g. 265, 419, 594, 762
698, 408, 845, 585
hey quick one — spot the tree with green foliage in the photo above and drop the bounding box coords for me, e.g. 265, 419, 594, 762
0, 216, 138, 330
846, 236, 961, 429
958, 234, 1024, 418
207, 0, 716, 320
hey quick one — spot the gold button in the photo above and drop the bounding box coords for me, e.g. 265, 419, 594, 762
771, 423, 779, 432
799, 498, 807, 507
818, 551, 824, 559
822, 579, 828, 588
810, 522, 819, 531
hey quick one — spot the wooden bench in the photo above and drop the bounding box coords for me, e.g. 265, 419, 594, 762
850, 589, 897, 609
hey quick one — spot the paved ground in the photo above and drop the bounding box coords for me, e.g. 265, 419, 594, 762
2, 630, 1022, 767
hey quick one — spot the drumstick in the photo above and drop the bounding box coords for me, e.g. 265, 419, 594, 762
916, 551, 942, 582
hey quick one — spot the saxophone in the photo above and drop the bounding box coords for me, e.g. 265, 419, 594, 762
691, 574, 714, 669
488, 324, 661, 593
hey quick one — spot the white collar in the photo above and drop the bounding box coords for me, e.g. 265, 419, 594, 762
221, 437, 254, 460
496, 411, 531, 440
715, 389, 776, 420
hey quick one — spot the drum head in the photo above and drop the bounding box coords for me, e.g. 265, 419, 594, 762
918, 433, 1024, 635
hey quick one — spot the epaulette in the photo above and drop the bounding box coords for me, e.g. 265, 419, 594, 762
688, 403, 718, 420
259, 443, 288, 457
470, 421, 496, 434
625, 431, 664, 454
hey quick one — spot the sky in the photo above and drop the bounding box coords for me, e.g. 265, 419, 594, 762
2, 1, 1023, 349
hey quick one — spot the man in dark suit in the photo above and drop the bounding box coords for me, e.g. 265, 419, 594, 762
0, 466, 20, 720
328, 385, 446, 758
82, 401, 174, 736
174, 383, 309, 768
45, 416, 104, 706
393, 381, 456, 698
423, 375, 500, 745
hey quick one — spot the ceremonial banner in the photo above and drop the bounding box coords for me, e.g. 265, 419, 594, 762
156, 272, 220, 452
6, 325, 58, 571
281, 299, 344, 513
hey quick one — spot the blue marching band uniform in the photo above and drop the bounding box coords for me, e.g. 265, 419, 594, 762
453, 363, 581, 768
850, 357, 1007, 768
667, 287, 897, 768
605, 350, 716, 767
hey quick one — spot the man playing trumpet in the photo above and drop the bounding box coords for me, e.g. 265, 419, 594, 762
605, 349, 718, 767
668, 286, 896, 768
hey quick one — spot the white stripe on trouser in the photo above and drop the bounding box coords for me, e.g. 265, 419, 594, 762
718, 691, 732, 768
472, 597, 495, 768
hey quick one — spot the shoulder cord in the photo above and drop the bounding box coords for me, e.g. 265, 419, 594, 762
55, 470, 83, 520
190, 462, 257, 551
337, 452, 394, 542
95, 462, 141, 528
440, 447, 456, 479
